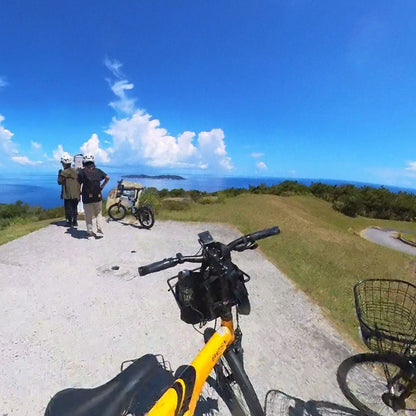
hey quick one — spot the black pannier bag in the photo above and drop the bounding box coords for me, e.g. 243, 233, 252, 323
174, 270, 211, 325
172, 263, 250, 325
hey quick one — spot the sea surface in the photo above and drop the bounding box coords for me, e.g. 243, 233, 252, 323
1, 172, 416, 209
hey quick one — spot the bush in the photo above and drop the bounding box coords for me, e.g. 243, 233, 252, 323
219, 187, 247, 198
168, 188, 187, 198
188, 190, 207, 202
332, 195, 361, 217
0, 200, 29, 219
140, 189, 161, 208
161, 197, 193, 211
198, 196, 219, 205
249, 181, 311, 196
0, 201, 64, 229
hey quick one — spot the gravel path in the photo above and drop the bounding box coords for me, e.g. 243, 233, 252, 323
362, 227, 416, 256
0, 219, 356, 415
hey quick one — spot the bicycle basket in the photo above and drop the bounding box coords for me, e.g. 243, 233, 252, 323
116, 180, 138, 199
354, 279, 416, 355
116, 182, 124, 198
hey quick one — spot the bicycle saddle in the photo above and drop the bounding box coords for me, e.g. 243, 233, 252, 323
44, 354, 174, 416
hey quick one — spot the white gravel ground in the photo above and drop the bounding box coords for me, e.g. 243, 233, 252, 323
0, 219, 357, 415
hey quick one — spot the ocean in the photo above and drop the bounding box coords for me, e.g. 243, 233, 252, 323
1, 172, 416, 209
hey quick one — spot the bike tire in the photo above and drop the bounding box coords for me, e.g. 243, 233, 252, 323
337, 352, 416, 416
137, 207, 155, 229
215, 349, 264, 416
108, 203, 127, 221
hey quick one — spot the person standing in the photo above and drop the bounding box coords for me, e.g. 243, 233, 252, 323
77, 154, 109, 238
58, 153, 80, 227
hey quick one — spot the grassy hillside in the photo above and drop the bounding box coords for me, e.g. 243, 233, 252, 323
158, 194, 416, 347
0, 218, 59, 246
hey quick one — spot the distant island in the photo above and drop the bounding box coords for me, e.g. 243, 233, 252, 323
123, 174, 185, 180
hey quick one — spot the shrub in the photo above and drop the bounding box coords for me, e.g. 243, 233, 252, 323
219, 187, 247, 198
198, 196, 219, 205
332, 195, 361, 217
140, 189, 161, 208
188, 190, 207, 202
168, 188, 187, 198
0, 201, 64, 229
161, 197, 193, 211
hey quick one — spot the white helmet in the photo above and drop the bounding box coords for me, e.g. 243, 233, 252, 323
83, 153, 95, 163
60, 153, 73, 164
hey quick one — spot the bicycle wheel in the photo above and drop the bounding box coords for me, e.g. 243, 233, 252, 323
337, 353, 416, 416
214, 349, 264, 416
137, 207, 155, 229
108, 203, 127, 221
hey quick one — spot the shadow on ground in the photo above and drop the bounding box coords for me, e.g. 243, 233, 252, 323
196, 386, 360, 416
53, 220, 71, 227
52, 221, 89, 239
264, 390, 360, 416
106, 218, 151, 231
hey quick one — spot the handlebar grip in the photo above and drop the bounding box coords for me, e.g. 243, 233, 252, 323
249, 225, 280, 241
138, 257, 178, 276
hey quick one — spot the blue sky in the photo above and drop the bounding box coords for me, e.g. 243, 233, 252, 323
1, 1, 416, 187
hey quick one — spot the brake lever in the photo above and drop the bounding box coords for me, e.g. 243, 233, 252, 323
234, 242, 258, 252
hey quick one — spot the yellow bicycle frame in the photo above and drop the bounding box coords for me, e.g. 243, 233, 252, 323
146, 320, 235, 416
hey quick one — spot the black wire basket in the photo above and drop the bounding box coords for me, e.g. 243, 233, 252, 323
354, 279, 416, 356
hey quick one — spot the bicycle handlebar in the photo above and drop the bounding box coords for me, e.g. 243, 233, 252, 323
138, 257, 179, 276
138, 225, 280, 276
226, 225, 280, 250
250, 225, 280, 241
138, 253, 204, 276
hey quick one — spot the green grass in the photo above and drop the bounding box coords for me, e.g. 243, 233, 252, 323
0, 218, 60, 246
157, 194, 416, 348
401, 232, 416, 245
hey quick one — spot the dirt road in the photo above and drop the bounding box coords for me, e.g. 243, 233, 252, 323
0, 219, 356, 415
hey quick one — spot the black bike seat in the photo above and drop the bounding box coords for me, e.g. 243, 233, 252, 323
44, 354, 174, 416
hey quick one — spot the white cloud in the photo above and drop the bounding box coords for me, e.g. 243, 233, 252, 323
52, 144, 67, 161
80, 133, 110, 163
108, 80, 136, 115
0, 76, 7, 88
105, 58, 135, 114
198, 129, 233, 170
31, 140, 42, 150
11, 155, 42, 166
0, 114, 44, 167
405, 162, 416, 171
251, 152, 264, 158
106, 112, 232, 170
104, 57, 124, 79
0, 114, 17, 155
256, 161, 268, 170
102, 58, 234, 171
